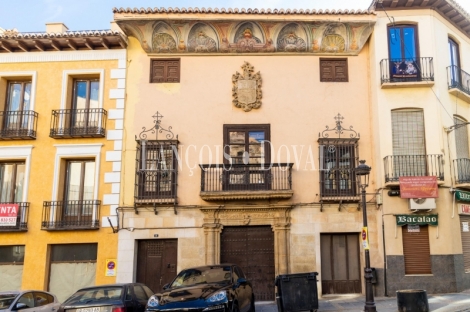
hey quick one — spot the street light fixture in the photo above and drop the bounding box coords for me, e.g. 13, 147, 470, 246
355, 159, 376, 312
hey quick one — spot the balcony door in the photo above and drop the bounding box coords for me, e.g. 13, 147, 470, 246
391, 109, 426, 177
388, 25, 419, 79
4, 81, 31, 132
0, 162, 25, 203
71, 79, 99, 133
454, 116, 470, 182
63, 160, 95, 224
223, 124, 270, 191
449, 38, 461, 87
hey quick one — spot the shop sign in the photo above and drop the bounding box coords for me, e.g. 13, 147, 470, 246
459, 204, 470, 215
456, 190, 470, 203
399, 176, 438, 198
463, 222, 469, 232
105, 259, 117, 277
407, 225, 420, 232
396, 214, 438, 226
0, 203, 18, 226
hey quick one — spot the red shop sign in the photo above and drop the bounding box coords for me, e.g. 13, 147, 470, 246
0, 203, 19, 226
399, 176, 438, 199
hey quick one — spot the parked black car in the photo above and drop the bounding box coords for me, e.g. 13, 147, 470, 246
58, 283, 154, 312
146, 264, 255, 312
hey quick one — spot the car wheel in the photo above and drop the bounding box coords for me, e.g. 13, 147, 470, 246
249, 296, 255, 312
232, 302, 240, 312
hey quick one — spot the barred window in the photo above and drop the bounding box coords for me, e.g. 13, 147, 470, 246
135, 140, 178, 204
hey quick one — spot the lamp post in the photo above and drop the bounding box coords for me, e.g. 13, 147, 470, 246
355, 160, 376, 312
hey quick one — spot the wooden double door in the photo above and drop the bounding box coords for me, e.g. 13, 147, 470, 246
221, 226, 275, 301
321, 233, 361, 294
136, 239, 178, 293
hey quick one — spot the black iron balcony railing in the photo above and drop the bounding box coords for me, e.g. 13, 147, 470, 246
447, 65, 470, 96
454, 158, 470, 184
320, 168, 358, 201
0, 110, 38, 140
41, 200, 100, 230
50, 108, 107, 138
200, 163, 293, 193
0, 202, 29, 232
380, 57, 434, 84
384, 154, 444, 183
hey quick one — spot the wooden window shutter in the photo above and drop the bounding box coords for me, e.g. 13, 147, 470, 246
402, 225, 432, 274
460, 215, 470, 273
391, 109, 426, 156
150, 59, 180, 83
320, 59, 348, 82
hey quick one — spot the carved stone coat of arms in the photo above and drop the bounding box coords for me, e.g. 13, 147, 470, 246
232, 62, 262, 112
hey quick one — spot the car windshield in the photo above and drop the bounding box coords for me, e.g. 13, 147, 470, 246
170, 266, 232, 288
64, 287, 123, 304
0, 294, 19, 310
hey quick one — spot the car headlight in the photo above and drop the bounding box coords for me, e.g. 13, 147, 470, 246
147, 295, 159, 307
206, 291, 227, 303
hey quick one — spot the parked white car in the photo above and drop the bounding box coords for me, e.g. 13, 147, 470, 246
0, 290, 60, 312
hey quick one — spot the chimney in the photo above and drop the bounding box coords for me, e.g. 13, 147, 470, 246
46, 22, 69, 33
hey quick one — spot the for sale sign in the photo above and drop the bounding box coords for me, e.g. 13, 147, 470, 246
0, 204, 19, 226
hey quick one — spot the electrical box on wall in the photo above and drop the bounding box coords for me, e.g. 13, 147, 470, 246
409, 198, 436, 210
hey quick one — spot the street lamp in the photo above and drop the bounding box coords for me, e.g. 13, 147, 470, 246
355, 160, 376, 312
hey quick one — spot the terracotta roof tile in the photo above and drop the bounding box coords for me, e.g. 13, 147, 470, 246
112, 7, 375, 15
0, 30, 121, 40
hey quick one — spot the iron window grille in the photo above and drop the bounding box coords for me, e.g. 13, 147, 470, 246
135, 140, 178, 204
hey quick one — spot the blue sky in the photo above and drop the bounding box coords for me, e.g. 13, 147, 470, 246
1, 0, 470, 32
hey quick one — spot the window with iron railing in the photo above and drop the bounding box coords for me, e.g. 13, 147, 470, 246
135, 140, 178, 204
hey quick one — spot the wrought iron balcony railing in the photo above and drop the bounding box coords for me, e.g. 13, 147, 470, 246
199, 163, 293, 200
41, 200, 100, 230
380, 57, 434, 84
454, 158, 470, 184
0, 202, 29, 232
135, 168, 178, 204
50, 108, 107, 138
447, 65, 470, 96
384, 155, 444, 183
0, 110, 38, 140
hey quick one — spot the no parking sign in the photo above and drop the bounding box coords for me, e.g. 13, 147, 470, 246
105, 259, 117, 277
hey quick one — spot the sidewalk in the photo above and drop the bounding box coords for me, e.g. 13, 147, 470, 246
255, 290, 470, 312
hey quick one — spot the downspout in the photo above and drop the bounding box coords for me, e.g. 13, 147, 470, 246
382, 211, 388, 296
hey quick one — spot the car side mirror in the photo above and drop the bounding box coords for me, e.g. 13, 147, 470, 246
15, 303, 28, 310
237, 278, 247, 285
162, 283, 170, 290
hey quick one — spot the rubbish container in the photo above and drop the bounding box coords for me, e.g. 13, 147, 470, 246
275, 272, 318, 312
396, 289, 429, 312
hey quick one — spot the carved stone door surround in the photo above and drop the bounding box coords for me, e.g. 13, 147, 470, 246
201, 205, 292, 275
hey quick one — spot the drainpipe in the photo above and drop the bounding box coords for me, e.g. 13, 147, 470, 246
382, 215, 388, 297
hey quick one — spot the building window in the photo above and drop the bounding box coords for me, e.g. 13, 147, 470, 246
223, 124, 271, 190
3, 81, 32, 132
318, 139, 358, 199
449, 37, 461, 87
402, 225, 432, 274
388, 25, 419, 79
150, 59, 180, 83
320, 59, 348, 82
0, 162, 25, 202
135, 140, 178, 203
62, 160, 95, 221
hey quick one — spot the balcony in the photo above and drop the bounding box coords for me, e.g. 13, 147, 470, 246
0, 202, 29, 232
0, 111, 38, 140
384, 155, 444, 184
199, 163, 293, 201
447, 65, 470, 103
380, 57, 434, 88
320, 168, 359, 202
41, 200, 100, 230
454, 158, 470, 189
50, 108, 107, 138
135, 169, 178, 204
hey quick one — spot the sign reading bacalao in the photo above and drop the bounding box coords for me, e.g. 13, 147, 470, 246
399, 176, 438, 198
396, 214, 438, 226
0, 203, 19, 226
